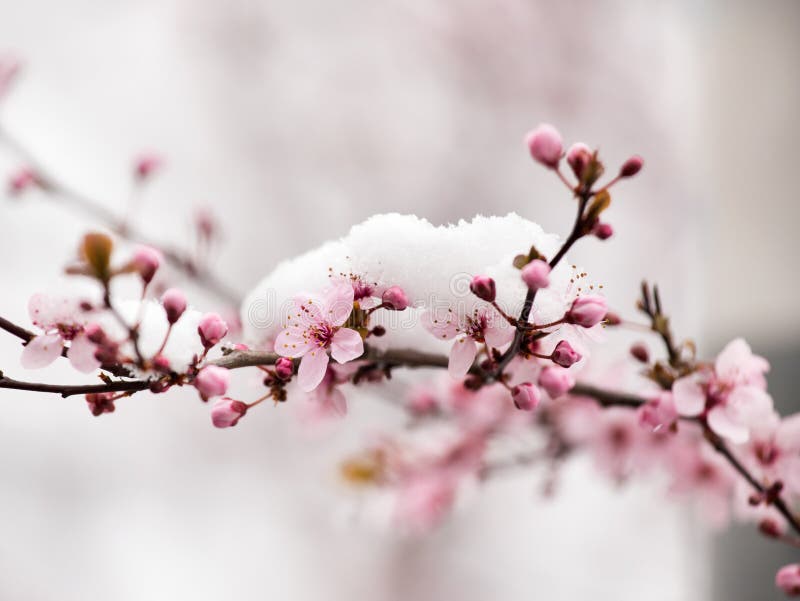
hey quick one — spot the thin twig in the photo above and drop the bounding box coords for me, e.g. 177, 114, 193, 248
0, 125, 242, 306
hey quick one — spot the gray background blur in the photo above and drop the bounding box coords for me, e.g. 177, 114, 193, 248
0, 0, 797, 599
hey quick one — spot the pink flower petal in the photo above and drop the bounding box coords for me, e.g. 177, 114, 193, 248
275, 327, 313, 358
672, 375, 706, 416
298, 349, 330, 392
708, 405, 750, 444
330, 328, 364, 363
484, 319, 514, 348
67, 333, 101, 373
422, 310, 460, 341
727, 385, 774, 425
715, 338, 769, 387
448, 337, 477, 378
323, 387, 348, 417
290, 293, 324, 327
322, 281, 355, 327
20, 333, 63, 369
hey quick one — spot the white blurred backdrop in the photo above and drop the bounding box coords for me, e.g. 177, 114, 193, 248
0, 0, 797, 599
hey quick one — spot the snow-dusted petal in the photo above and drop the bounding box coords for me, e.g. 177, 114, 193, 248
330, 328, 364, 363
708, 405, 750, 444
67, 333, 100, 373
672, 375, 706, 416
275, 327, 313, 358
20, 333, 63, 369
28, 293, 82, 330
322, 281, 355, 327
448, 337, 477, 378
298, 349, 330, 392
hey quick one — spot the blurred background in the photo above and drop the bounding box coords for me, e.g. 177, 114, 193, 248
0, 0, 797, 599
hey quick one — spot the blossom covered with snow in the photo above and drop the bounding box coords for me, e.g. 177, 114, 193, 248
275, 281, 364, 392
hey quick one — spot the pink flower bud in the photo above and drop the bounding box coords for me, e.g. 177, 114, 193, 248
469, 275, 496, 303
776, 564, 800, 596
408, 389, 438, 417
525, 124, 563, 169
630, 342, 649, 363
637, 393, 678, 432
198, 313, 228, 349
512, 383, 541, 411
132, 245, 162, 284
551, 340, 582, 368
194, 365, 230, 400
566, 142, 592, 179
538, 366, 575, 398
84, 323, 106, 344
382, 286, 409, 311
274, 357, 294, 380
211, 397, 248, 428
152, 354, 171, 373
566, 295, 607, 328
135, 154, 162, 179
161, 288, 187, 324
619, 155, 644, 178
8, 167, 37, 194
593, 222, 613, 240
520, 259, 551, 291
86, 392, 116, 416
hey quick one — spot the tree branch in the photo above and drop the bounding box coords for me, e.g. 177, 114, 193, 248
0, 125, 242, 306
0, 370, 150, 398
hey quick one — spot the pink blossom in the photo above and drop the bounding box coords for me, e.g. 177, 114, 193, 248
512, 383, 540, 411
20, 293, 100, 373
589, 408, 642, 480
8, 167, 38, 194
593, 222, 613, 240
520, 259, 551, 291
630, 342, 649, 363
275, 282, 363, 392
274, 357, 294, 380
673, 339, 773, 443
566, 142, 592, 179
551, 340, 581, 368
538, 366, 575, 398
565, 295, 607, 328
0, 56, 21, 99
131, 246, 162, 284
776, 564, 800, 596
211, 398, 248, 428
162, 288, 187, 324
86, 392, 116, 416
638, 392, 678, 433
194, 365, 230, 400
742, 412, 800, 498
469, 275, 496, 302
423, 307, 513, 378
134, 153, 162, 179
381, 286, 409, 311
198, 313, 228, 349
407, 387, 439, 417
395, 474, 458, 533
525, 124, 563, 169
619, 155, 644, 178
668, 441, 736, 528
